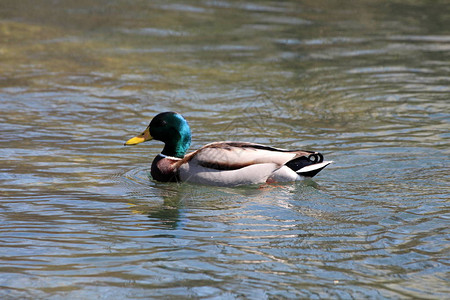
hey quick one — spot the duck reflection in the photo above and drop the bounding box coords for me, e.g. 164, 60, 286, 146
126, 183, 184, 229
125, 178, 321, 230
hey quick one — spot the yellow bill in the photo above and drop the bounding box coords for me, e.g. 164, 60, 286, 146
124, 126, 153, 145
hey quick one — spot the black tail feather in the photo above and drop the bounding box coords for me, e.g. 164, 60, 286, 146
285, 153, 323, 171
285, 153, 330, 178
297, 163, 330, 177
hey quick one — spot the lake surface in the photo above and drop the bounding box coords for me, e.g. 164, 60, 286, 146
1, 0, 449, 298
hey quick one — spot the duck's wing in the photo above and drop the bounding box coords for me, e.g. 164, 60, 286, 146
176, 141, 322, 170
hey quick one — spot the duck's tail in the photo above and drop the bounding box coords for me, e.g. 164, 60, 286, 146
285, 153, 333, 178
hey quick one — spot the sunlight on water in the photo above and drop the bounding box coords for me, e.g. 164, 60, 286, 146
0, 0, 449, 298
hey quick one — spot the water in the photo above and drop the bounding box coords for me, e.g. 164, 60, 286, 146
1, 0, 449, 298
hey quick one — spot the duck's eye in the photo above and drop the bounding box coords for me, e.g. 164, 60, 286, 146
151, 118, 167, 128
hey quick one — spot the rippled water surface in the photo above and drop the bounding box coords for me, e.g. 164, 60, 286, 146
1, 0, 449, 298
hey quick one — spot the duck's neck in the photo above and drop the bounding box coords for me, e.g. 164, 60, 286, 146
161, 130, 191, 158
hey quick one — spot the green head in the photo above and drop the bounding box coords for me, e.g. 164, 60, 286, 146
125, 112, 192, 158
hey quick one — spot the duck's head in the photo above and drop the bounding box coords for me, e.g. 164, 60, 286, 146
124, 112, 191, 158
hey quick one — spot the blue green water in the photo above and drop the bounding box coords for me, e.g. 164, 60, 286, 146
0, 0, 449, 298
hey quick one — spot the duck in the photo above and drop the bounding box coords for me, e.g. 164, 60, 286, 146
124, 112, 332, 187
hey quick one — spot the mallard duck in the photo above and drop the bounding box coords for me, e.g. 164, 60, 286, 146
125, 112, 332, 187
